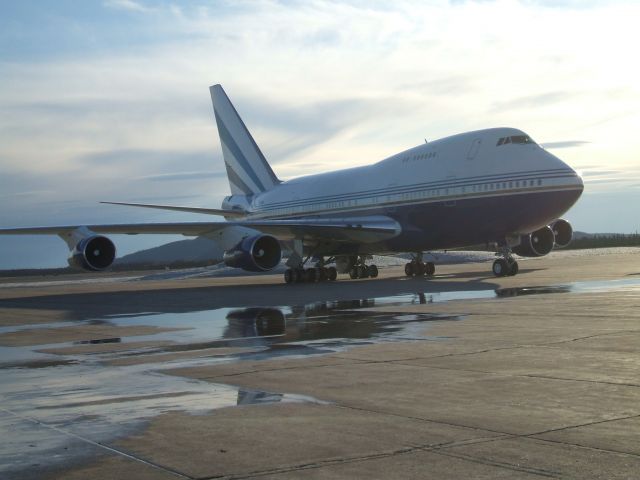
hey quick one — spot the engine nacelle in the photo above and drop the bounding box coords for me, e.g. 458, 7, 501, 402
223, 234, 281, 272
512, 226, 555, 257
68, 235, 116, 271
551, 218, 573, 248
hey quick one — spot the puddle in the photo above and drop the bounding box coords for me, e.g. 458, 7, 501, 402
0, 363, 326, 477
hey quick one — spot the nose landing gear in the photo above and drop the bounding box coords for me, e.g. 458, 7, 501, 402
492, 247, 519, 277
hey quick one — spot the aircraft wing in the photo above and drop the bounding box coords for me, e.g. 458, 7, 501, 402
0, 216, 401, 244
100, 201, 247, 218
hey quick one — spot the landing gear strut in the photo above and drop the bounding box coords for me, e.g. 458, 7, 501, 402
349, 256, 379, 280
492, 246, 519, 277
404, 252, 435, 277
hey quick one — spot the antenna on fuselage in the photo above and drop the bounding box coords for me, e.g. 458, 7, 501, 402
424, 138, 428, 143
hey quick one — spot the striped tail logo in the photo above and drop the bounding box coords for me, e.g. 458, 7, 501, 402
210, 85, 280, 196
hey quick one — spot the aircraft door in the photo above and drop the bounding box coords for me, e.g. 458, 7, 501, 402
466, 138, 482, 160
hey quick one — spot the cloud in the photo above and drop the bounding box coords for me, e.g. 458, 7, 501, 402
139, 171, 226, 182
103, 0, 150, 13
541, 141, 590, 149
581, 170, 619, 177
491, 91, 575, 112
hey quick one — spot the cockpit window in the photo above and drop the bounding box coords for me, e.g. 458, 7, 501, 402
496, 135, 536, 146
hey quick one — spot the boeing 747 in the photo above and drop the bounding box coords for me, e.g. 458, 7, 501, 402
0, 85, 584, 283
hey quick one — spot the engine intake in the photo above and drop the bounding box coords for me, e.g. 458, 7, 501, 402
68, 235, 116, 271
223, 234, 282, 272
551, 218, 573, 248
513, 226, 555, 257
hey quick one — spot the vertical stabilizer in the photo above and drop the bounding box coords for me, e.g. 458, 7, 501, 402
210, 84, 280, 195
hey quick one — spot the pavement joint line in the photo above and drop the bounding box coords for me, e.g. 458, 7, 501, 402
525, 412, 640, 441
426, 449, 559, 478
211, 434, 555, 480
387, 361, 640, 388
523, 434, 640, 460
428, 414, 640, 460
0, 406, 193, 480
540, 329, 640, 346
199, 445, 420, 480
180, 360, 369, 380
331, 402, 512, 437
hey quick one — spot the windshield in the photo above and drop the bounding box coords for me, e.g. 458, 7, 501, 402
496, 135, 536, 146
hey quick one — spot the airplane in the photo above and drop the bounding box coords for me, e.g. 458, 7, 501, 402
0, 85, 584, 283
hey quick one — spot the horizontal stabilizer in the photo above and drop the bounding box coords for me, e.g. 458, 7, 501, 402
100, 201, 246, 218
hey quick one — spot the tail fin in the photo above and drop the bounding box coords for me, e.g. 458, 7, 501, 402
210, 84, 280, 196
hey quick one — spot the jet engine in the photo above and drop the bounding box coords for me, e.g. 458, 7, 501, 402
551, 218, 573, 248
512, 226, 555, 257
68, 235, 116, 271
223, 234, 282, 272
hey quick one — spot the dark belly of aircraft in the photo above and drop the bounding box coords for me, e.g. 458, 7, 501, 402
386, 188, 583, 252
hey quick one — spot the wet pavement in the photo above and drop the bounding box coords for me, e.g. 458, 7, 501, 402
1, 251, 640, 479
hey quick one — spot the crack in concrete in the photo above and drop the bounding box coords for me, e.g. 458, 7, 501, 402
388, 361, 640, 389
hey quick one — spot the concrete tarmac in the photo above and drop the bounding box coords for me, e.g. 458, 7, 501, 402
1, 249, 640, 479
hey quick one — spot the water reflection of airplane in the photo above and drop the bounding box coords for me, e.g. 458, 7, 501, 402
225, 308, 286, 338
223, 296, 437, 344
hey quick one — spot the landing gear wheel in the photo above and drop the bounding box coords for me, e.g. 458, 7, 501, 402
305, 268, 317, 283
425, 262, 435, 276
349, 267, 358, 279
492, 259, 508, 277
508, 260, 519, 276
284, 269, 294, 284
368, 264, 379, 278
405, 263, 414, 277
356, 265, 367, 278
327, 266, 337, 281
291, 268, 302, 283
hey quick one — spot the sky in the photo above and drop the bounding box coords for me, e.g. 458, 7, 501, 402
1, 0, 639, 269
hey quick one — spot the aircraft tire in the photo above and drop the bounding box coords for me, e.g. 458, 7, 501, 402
327, 266, 338, 281
369, 264, 378, 278
508, 260, 519, 276
349, 267, 358, 279
284, 269, 293, 284
291, 268, 302, 283
357, 265, 367, 278
492, 259, 508, 277
405, 263, 414, 277
425, 262, 435, 276
305, 268, 317, 282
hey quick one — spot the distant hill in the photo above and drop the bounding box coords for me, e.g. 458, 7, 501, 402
115, 236, 224, 267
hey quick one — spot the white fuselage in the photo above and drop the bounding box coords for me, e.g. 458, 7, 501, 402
239, 128, 582, 224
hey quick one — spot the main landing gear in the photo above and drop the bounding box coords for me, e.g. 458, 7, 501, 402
348, 257, 379, 280
284, 265, 338, 284
492, 247, 519, 277
404, 253, 435, 277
